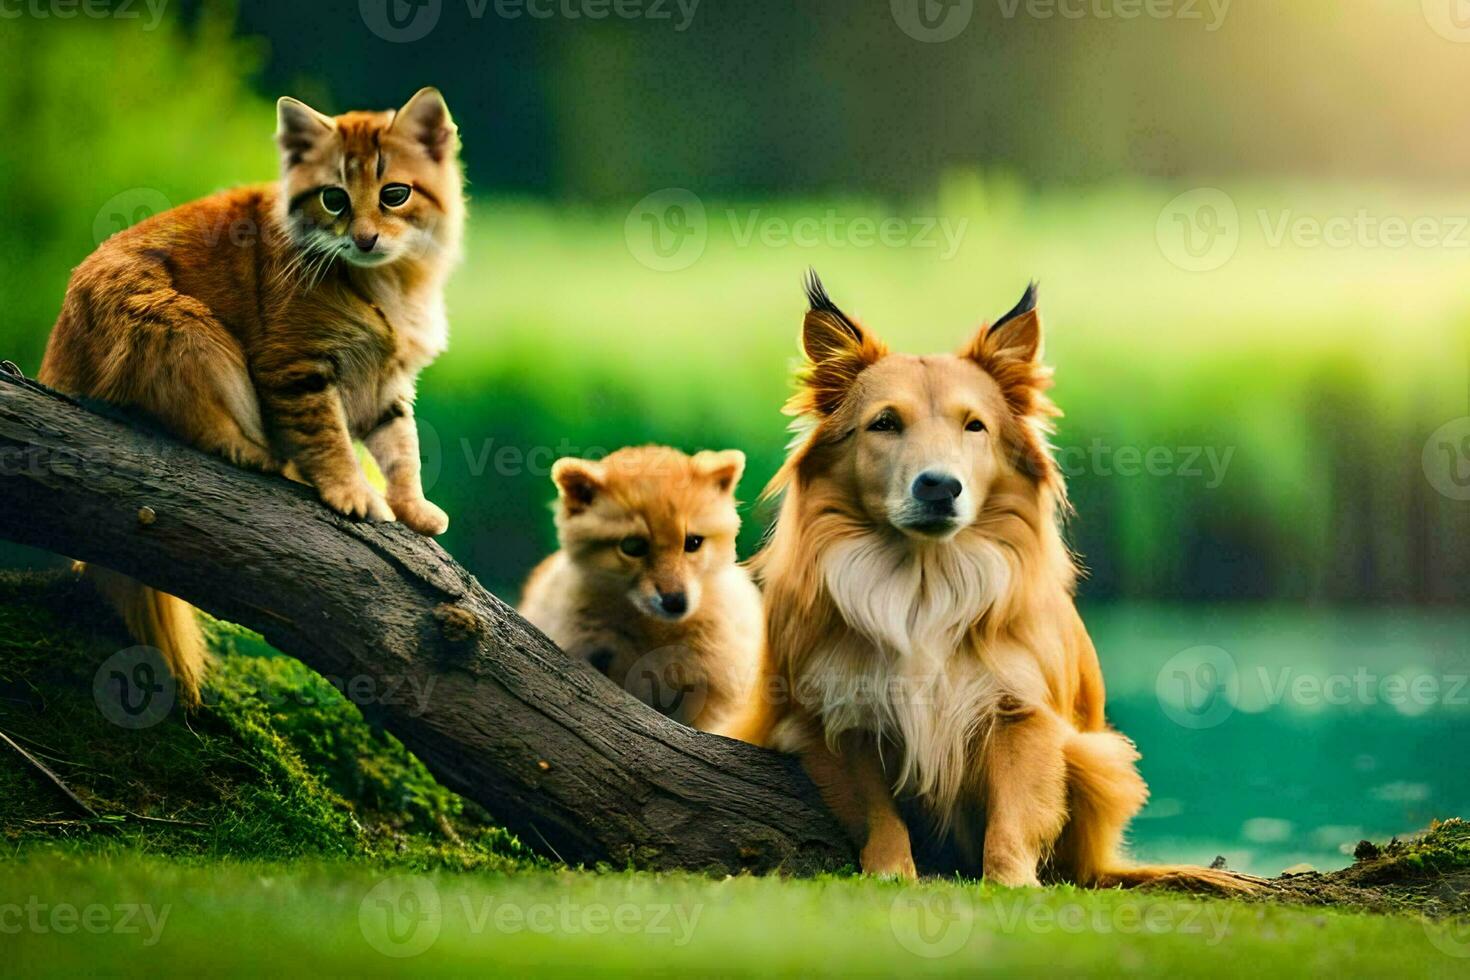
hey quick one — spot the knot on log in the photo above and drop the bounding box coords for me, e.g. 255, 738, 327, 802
433, 602, 480, 643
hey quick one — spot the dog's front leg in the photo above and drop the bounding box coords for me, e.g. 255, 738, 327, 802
979, 697, 1070, 887
802, 731, 916, 879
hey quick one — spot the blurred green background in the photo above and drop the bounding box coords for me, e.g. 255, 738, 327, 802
0, 1, 1467, 873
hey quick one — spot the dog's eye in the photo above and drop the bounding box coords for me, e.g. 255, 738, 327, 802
966, 419, 986, 433
684, 534, 704, 553
320, 187, 350, 216
380, 183, 412, 208
867, 413, 900, 433
618, 536, 650, 558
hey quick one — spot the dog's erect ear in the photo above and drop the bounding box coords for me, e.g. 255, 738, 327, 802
551, 457, 605, 514
391, 87, 456, 162
796, 270, 888, 416
693, 450, 745, 495
966, 282, 1042, 365
275, 97, 335, 165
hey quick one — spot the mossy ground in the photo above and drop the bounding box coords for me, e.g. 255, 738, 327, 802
1, 571, 1467, 976
0, 570, 534, 872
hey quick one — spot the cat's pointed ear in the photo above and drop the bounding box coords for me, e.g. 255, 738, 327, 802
552, 457, 605, 515
693, 450, 746, 495
275, 97, 335, 165
392, 87, 456, 162
795, 270, 887, 416
965, 282, 1042, 365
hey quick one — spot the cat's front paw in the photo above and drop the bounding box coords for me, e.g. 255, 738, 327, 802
391, 496, 449, 536
320, 481, 395, 523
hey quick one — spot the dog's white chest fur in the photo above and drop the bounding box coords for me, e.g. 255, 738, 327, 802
807, 535, 1025, 820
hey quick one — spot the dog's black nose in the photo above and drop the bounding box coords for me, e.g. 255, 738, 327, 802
659, 592, 688, 616
354, 233, 379, 253
912, 471, 963, 505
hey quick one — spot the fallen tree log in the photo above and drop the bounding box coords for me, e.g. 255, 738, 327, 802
0, 363, 850, 874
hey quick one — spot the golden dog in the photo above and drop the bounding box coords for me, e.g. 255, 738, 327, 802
732, 272, 1253, 891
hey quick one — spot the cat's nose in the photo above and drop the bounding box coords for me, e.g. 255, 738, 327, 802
353, 233, 379, 253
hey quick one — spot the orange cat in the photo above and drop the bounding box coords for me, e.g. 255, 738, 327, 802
38, 88, 465, 704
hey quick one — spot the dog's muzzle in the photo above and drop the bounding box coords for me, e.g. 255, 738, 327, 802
899, 470, 965, 536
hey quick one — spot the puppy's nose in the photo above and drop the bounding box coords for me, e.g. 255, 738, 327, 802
659, 591, 688, 616
912, 471, 963, 504
354, 233, 379, 253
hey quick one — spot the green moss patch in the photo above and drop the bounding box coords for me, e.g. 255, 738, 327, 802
0, 570, 535, 872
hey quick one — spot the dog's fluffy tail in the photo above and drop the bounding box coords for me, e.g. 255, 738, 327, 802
81, 562, 208, 707
1058, 729, 1261, 895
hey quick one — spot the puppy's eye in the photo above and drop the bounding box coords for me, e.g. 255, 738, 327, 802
618, 536, 649, 558
380, 183, 412, 208
320, 187, 350, 216
966, 419, 986, 433
867, 413, 900, 433
684, 534, 704, 553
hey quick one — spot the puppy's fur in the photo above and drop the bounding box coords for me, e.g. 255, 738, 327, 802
520, 446, 762, 734
730, 273, 1255, 892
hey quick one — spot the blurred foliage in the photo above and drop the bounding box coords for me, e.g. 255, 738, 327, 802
0, 12, 1465, 605
222, 0, 1470, 198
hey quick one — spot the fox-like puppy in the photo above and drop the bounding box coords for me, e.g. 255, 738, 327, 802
39, 88, 464, 704
729, 272, 1256, 893
519, 446, 763, 734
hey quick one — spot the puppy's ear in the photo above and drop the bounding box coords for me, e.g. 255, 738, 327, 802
275, 96, 335, 166
795, 270, 887, 416
551, 457, 604, 515
694, 450, 745, 495
965, 282, 1041, 365
392, 87, 456, 162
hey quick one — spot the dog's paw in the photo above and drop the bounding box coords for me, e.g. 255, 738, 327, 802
861, 841, 918, 880
320, 481, 395, 523
390, 496, 450, 536
982, 863, 1042, 888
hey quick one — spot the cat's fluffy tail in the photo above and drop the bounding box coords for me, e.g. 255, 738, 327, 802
81, 562, 208, 707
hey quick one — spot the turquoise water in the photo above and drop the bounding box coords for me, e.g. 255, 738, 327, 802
1087, 605, 1470, 877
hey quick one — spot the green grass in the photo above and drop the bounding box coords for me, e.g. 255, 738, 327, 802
6, 855, 1468, 978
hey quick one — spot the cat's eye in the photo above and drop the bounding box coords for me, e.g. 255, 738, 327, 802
380, 184, 412, 208
684, 535, 704, 553
966, 419, 986, 433
867, 412, 900, 433
320, 187, 350, 216
619, 536, 649, 558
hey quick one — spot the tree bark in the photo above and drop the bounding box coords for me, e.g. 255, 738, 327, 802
0, 363, 851, 874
